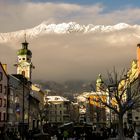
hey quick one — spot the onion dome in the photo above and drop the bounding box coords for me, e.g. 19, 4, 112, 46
17, 41, 32, 56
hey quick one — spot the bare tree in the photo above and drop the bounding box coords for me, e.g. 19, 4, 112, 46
95, 65, 140, 140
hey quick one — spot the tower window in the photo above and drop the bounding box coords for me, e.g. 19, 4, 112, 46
22, 71, 25, 76
27, 58, 29, 60
0, 112, 1, 121
22, 58, 25, 60
0, 98, 2, 107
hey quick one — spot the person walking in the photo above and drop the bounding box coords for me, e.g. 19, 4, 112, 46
133, 131, 138, 140
63, 130, 69, 140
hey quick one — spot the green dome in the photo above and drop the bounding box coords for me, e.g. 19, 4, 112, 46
17, 49, 32, 56
17, 41, 32, 56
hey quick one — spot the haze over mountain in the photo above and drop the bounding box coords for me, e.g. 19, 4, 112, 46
0, 22, 139, 83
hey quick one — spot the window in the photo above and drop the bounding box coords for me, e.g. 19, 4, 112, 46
0, 84, 2, 93
55, 117, 57, 122
4, 86, 7, 95
22, 71, 25, 76
3, 113, 6, 121
0, 112, 1, 121
0, 98, 2, 107
15, 96, 19, 103
4, 99, 6, 107
135, 116, 139, 120
0, 72, 2, 81
22, 58, 25, 60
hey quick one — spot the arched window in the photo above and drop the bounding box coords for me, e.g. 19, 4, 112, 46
22, 71, 25, 76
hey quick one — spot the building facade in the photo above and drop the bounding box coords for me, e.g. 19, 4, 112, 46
69, 102, 79, 123
8, 74, 30, 129
7, 40, 44, 132
45, 96, 70, 125
0, 63, 8, 129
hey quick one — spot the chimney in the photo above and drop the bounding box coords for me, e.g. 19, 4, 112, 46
137, 44, 140, 74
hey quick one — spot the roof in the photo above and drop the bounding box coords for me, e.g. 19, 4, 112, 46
17, 48, 32, 56
46, 96, 69, 102
17, 41, 32, 56
31, 84, 41, 92
31, 84, 44, 96
0, 62, 8, 78
30, 90, 42, 102
77, 91, 108, 102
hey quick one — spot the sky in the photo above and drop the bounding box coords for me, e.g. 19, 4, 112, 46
0, 0, 140, 82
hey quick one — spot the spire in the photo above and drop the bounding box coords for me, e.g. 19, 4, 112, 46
96, 74, 103, 84
24, 32, 27, 43
17, 33, 32, 56
22, 32, 28, 49
96, 74, 104, 92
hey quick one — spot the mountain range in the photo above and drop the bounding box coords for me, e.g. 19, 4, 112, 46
34, 80, 95, 99
0, 22, 140, 43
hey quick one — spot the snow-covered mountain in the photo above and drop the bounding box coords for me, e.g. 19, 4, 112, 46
0, 22, 139, 43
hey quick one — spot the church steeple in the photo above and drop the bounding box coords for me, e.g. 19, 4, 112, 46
22, 33, 28, 49
16, 35, 34, 81
17, 34, 32, 58
96, 74, 104, 92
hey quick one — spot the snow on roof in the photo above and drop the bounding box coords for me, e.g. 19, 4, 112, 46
46, 96, 69, 102
77, 91, 108, 102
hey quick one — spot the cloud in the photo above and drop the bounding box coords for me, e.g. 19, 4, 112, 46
1, 2, 140, 32
0, 29, 139, 82
31, 33, 138, 82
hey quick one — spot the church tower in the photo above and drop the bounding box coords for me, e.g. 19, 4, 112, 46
96, 74, 104, 92
16, 37, 34, 81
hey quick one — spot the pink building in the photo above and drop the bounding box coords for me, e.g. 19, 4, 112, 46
0, 63, 8, 128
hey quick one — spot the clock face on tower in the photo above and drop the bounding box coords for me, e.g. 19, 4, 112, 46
20, 62, 30, 68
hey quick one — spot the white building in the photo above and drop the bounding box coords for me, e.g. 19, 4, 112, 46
45, 96, 70, 125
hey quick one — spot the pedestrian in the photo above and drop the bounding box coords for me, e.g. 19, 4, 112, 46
56, 130, 63, 140
63, 130, 69, 140
133, 131, 138, 140
128, 126, 134, 138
